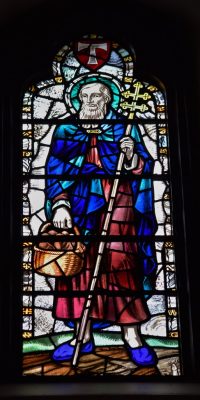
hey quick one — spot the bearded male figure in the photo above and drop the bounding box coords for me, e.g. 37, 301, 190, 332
45, 82, 158, 366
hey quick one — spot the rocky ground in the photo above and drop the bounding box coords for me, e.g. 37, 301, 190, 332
23, 346, 180, 376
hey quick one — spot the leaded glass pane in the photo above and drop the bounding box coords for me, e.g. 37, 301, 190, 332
21, 34, 182, 377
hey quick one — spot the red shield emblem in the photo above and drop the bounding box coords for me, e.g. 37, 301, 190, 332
74, 40, 111, 70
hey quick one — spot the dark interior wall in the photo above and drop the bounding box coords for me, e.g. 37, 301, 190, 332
1, 0, 200, 395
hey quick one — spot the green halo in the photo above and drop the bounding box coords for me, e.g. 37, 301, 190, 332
69, 75, 122, 112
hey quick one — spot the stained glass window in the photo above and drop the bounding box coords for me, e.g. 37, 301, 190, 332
21, 34, 182, 377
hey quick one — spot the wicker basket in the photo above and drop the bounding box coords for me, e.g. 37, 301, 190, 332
33, 223, 85, 277
33, 246, 85, 277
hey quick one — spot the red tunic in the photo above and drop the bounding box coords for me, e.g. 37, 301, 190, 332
54, 135, 150, 325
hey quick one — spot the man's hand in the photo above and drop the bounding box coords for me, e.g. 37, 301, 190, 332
119, 136, 134, 160
52, 206, 72, 229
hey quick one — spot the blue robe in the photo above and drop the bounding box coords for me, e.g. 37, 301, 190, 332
45, 109, 157, 279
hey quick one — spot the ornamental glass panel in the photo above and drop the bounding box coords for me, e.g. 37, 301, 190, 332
21, 34, 182, 377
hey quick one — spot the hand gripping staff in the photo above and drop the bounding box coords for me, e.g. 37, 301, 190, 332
72, 121, 133, 367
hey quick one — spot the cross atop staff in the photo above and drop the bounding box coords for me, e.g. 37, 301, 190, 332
120, 81, 152, 119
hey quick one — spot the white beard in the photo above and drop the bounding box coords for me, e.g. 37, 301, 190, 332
79, 104, 106, 120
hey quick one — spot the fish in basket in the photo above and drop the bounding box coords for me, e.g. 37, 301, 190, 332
33, 223, 86, 277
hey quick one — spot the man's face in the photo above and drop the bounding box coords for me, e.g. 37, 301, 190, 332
79, 83, 108, 120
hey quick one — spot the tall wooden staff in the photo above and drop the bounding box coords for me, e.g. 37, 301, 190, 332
72, 82, 151, 367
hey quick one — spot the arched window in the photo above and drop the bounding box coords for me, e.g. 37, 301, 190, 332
1, 1, 200, 396
21, 33, 182, 377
